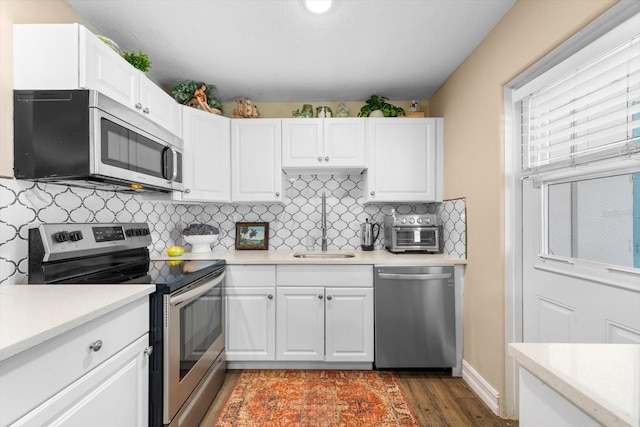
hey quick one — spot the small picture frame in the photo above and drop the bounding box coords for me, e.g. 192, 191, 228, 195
235, 222, 269, 250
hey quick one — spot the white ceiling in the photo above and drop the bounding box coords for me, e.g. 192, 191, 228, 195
66, 0, 516, 102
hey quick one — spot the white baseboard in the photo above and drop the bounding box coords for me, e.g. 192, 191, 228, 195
462, 359, 500, 416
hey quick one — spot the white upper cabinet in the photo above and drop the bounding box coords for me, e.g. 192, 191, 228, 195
364, 117, 443, 203
231, 119, 283, 203
174, 106, 230, 203
14, 24, 180, 136
282, 118, 366, 173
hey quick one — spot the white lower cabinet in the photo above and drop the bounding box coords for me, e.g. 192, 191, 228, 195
226, 287, 276, 361
276, 287, 325, 361
276, 286, 374, 362
225, 266, 277, 362
225, 265, 374, 365
276, 265, 374, 363
324, 287, 374, 362
0, 298, 150, 427
12, 335, 149, 427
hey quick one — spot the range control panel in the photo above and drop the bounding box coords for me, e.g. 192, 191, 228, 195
31, 223, 152, 261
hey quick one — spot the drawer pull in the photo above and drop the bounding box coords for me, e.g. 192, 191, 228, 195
89, 340, 103, 352
318, 294, 323, 299
326, 295, 332, 300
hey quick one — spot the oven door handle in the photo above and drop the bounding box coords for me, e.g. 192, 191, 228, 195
378, 272, 451, 281
169, 270, 225, 307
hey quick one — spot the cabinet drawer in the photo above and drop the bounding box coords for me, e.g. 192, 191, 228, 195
226, 265, 276, 287
0, 298, 148, 426
277, 265, 373, 287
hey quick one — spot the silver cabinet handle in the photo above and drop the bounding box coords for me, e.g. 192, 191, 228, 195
324, 156, 329, 162
326, 295, 332, 300
135, 103, 142, 110
317, 156, 322, 162
89, 340, 103, 352
275, 192, 280, 197
370, 191, 375, 196
144, 346, 153, 356
318, 294, 323, 299
184, 188, 191, 193
143, 107, 150, 114
268, 294, 273, 299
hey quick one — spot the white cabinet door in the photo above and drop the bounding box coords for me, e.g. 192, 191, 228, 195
282, 119, 323, 168
226, 287, 276, 361
276, 287, 325, 361
282, 118, 366, 171
175, 106, 230, 202
365, 118, 443, 203
81, 25, 137, 108
12, 335, 149, 427
325, 287, 374, 362
323, 118, 366, 168
231, 119, 283, 202
138, 74, 180, 135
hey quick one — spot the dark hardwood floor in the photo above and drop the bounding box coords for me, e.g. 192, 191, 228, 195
199, 370, 518, 427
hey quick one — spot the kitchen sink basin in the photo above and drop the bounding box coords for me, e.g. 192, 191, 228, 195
293, 252, 356, 259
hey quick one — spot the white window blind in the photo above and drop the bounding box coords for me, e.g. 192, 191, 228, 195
522, 34, 640, 172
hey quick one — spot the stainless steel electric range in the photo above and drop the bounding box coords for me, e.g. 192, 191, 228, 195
28, 222, 226, 427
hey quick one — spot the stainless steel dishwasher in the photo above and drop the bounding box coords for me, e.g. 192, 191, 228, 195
374, 265, 456, 368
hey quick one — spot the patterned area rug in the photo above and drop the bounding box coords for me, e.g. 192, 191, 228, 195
215, 370, 418, 426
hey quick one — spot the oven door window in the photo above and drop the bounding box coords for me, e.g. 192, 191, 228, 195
395, 228, 437, 247
178, 283, 222, 381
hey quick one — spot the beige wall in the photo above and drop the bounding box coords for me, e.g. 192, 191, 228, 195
428, 0, 618, 416
0, 0, 80, 178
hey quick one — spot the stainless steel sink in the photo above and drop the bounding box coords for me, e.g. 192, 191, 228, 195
293, 252, 356, 259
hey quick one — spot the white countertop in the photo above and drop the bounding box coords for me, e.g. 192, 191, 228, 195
155, 248, 467, 265
509, 343, 640, 427
0, 284, 155, 362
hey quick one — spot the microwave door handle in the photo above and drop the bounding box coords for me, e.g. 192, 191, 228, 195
163, 146, 178, 183
378, 273, 451, 281
169, 271, 225, 307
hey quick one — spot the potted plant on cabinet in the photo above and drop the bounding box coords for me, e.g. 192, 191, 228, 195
358, 95, 405, 117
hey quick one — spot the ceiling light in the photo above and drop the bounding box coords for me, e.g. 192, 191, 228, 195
304, 0, 332, 14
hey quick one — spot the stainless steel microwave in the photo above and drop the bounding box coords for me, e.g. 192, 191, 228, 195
14, 89, 183, 193
383, 214, 442, 253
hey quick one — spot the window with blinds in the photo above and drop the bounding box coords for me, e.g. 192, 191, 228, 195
522, 34, 640, 172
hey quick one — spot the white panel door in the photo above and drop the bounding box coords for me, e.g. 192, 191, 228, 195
226, 287, 276, 361
276, 287, 324, 361
282, 119, 323, 168
325, 287, 373, 362
81, 25, 137, 109
231, 119, 283, 202
138, 74, 180, 135
323, 118, 366, 168
365, 118, 442, 202
12, 335, 149, 427
176, 106, 230, 202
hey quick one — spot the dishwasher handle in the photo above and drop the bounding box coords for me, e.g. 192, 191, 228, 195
377, 272, 451, 281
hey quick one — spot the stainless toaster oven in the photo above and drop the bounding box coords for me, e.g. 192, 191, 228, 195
384, 214, 442, 253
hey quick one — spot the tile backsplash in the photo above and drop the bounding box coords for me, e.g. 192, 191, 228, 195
0, 175, 466, 284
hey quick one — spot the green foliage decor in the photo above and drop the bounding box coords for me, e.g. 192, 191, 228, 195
123, 51, 151, 72
171, 80, 222, 112
358, 95, 405, 117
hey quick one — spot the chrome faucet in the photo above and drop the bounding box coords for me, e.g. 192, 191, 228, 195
321, 192, 328, 251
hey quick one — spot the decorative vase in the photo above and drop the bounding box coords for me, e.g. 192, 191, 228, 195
369, 110, 384, 117
336, 102, 349, 117
301, 104, 314, 118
